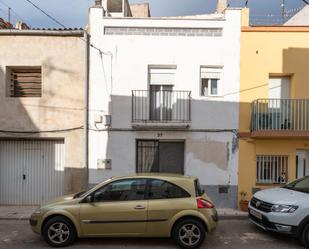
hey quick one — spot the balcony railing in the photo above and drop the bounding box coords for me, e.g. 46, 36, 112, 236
251, 99, 309, 131
132, 90, 191, 123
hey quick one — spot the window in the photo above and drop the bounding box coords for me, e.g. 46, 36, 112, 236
194, 179, 205, 197
93, 179, 146, 202
256, 155, 289, 184
148, 67, 176, 121
136, 140, 184, 174
9, 67, 42, 97
200, 67, 222, 97
147, 179, 190, 199
284, 176, 309, 193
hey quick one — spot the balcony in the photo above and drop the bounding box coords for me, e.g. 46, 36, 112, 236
251, 99, 309, 138
132, 90, 191, 129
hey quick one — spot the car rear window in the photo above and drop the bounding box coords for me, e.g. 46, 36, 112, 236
194, 179, 204, 197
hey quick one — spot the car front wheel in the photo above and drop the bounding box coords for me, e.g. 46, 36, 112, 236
172, 218, 206, 249
43, 216, 76, 247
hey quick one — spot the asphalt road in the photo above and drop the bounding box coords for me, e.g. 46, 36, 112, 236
0, 219, 304, 249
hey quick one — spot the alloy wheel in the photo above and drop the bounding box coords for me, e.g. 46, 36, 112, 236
47, 222, 70, 245
179, 223, 201, 246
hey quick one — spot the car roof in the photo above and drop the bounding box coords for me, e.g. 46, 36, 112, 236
110, 173, 197, 181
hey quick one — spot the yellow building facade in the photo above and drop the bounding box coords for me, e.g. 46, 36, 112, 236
239, 25, 309, 203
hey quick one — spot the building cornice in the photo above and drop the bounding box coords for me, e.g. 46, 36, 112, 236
242, 26, 309, 32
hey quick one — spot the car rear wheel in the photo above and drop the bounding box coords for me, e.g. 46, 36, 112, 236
172, 218, 206, 249
43, 216, 76, 247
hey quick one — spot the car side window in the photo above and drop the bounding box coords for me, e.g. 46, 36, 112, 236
147, 179, 190, 200
93, 179, 147, 202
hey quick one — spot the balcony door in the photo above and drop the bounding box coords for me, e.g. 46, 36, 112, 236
268, 77, 291, 129
148, 67, 175, 121
149, 85, 173, 121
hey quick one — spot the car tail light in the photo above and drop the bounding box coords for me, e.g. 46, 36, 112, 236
197, 198, 215, 209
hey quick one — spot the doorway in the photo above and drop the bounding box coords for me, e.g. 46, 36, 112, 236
136, 140, 184, 174
296, 150, 309, 179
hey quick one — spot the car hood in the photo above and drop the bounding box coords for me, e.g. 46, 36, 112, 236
254, 187, 309, 205
41, 194, 77, 208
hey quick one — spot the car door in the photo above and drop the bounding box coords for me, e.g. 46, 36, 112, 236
79, 178, 148, 236
145, 179, 192, 236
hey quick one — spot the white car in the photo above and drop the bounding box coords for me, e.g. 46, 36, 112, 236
248, 176, 309, 247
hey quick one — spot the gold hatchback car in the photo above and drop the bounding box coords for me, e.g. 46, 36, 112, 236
30, 174, 218, 248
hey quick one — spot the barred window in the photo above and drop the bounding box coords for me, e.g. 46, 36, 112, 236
10, 67, 42, 97
256, 155, 288, 184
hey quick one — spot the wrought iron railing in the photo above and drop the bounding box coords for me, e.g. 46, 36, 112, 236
132, 90, 191, 123
251, 99, 309, 131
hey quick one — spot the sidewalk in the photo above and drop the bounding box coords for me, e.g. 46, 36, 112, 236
0, 206, 248, 221
217, 208, 248, 220
0, 205, 37, 220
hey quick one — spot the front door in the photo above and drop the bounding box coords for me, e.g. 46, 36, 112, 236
296, 150, 309, 179
80, 178, 148, 236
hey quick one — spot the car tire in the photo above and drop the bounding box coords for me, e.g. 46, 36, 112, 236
302, 223, 309, 248
172, 218, 206, 249
43, 216, 77, 247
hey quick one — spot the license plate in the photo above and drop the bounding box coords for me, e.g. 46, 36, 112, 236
250, 209, 262, 220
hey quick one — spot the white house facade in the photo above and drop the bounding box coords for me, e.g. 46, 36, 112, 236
88, 0, 243, 208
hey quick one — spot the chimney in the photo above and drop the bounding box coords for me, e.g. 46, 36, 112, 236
216, 0, 227, 13
15, 21, 30, 30
95, 0, 102, 6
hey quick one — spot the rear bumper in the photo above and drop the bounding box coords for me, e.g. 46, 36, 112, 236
205, 209, 218, 232
248, 207, 298, 236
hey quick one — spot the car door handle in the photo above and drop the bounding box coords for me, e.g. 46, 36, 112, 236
134, 205, 145, 210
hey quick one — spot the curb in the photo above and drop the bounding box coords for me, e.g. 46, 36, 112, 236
0, 217, 30, 221
219, 215, 248, 220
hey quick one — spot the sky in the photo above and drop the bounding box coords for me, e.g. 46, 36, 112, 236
0, 0, 306, 28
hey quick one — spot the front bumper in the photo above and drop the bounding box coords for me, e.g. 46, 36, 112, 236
29, 214, 42, 235
248, 207, 298, 236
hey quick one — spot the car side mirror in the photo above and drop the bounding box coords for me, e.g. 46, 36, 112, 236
85, 195, 93, 203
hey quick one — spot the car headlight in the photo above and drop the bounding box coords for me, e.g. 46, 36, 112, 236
33, 207, 42, 215
271, 204, 298, 213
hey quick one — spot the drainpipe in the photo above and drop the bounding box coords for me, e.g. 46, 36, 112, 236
84, 30, 90, 191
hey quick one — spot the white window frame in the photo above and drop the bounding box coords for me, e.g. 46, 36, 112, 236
200, 66, 222, 97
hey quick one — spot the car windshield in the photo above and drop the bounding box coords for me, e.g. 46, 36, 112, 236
282, 176, 309, 193
74, 178, 113, 199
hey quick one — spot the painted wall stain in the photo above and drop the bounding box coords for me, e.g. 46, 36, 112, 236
187, 138, 228, 170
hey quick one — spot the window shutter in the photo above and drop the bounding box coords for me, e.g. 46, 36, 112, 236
149, 68, 175, 85
200, 67, 221, 79
10, 68, 42, 97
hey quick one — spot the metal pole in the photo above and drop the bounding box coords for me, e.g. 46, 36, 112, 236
281, 0, 285, 24
83, 30, 90, 191
8, 7, 11, 23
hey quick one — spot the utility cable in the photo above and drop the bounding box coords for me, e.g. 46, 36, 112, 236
23, 0, 112, 56
0, 0, 26, 22
0, 126, 84, 134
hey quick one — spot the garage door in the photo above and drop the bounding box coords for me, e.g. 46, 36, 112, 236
0, 140, 65, 205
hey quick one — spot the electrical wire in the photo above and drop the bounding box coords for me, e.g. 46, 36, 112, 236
0, 126, 84, 134
0, 0, 26, 23
23, 0, 112, 56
